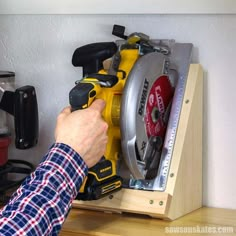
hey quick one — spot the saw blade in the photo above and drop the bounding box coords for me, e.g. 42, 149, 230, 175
121, 52, 176, 179
136, 74, 175, 180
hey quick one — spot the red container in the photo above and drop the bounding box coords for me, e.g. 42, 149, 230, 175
0, 136, 11, 166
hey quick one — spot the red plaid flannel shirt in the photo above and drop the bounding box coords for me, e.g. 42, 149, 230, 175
0, 143, 88, 235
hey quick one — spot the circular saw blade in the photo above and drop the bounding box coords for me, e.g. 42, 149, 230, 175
121, 52, 175, 179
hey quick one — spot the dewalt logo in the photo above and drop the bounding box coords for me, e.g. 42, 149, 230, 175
100, 166, 112, 173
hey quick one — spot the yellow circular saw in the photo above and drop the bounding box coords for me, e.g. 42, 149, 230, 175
69, 25, 190, 200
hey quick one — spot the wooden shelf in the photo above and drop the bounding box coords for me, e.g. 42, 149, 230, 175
60, 207, 236, 236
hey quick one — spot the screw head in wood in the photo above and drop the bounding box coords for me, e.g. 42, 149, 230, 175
159, 201, 164, 206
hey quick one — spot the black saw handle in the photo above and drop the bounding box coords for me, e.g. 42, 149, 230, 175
72, 42, 117, 76
0, 86, 38, 149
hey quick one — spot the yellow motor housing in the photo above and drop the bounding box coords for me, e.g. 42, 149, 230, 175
70, 49, 139, 200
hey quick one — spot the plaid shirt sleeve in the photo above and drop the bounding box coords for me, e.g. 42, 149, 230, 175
0, 143, 88, 236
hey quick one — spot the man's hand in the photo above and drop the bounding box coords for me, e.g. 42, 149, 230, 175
55, 99, 108, 168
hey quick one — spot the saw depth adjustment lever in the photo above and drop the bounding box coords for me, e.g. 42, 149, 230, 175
70, 42, 123, 200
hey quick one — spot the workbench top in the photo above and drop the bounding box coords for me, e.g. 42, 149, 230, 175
60, 207, 236, 236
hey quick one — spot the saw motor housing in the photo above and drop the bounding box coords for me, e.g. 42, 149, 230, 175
70, 42, 141, 199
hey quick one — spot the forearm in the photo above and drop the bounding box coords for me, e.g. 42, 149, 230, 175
0, 143, 88, 236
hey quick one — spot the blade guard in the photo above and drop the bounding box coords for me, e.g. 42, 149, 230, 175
120, 52, 176, 179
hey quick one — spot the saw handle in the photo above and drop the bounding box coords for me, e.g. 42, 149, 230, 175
72, 42, 117, 76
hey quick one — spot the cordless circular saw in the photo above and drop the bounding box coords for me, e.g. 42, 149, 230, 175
69, 25, 177, 200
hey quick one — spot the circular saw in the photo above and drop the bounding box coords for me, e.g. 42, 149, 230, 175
70, 24, 193, 199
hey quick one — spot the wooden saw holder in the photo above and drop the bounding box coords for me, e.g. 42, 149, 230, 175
73, 64, 203, 220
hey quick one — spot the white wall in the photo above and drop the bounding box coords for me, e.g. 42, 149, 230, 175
0, 14, 235, 209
